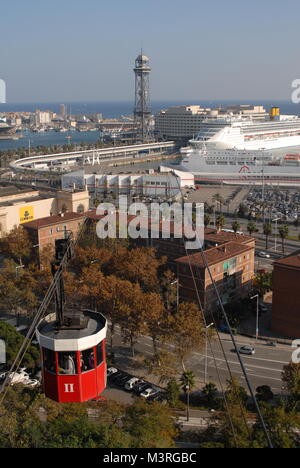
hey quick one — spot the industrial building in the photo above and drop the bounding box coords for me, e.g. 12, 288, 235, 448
61, 167, 195, 198
0, 186, 89, 237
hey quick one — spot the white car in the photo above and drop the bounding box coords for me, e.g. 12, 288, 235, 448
258, 251, 270, 259
239, 346, 255, 355
107, 367, 118, 377
124, 377, 143, 391
140, 387, 157, 399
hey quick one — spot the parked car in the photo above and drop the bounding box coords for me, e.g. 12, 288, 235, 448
114, 373, 133, 387
107, 367, 118, 377
133, 382, 150, 396
140, 387, 157, 399
239, 345, 255, 355
124, 377, 143, 391
110, 371, 127, 383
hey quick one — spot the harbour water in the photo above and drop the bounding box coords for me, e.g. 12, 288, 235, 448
0, 100, 300, 152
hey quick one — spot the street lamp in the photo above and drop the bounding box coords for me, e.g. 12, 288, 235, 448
205, 323, 214, 384
184, 383, 190, 422
250, 294, 259, 340
272, 217, 280, 252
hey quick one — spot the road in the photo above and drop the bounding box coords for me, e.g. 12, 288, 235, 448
110, 325, 291, 396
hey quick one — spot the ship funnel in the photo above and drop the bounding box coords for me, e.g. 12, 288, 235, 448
270, 107, 280, 120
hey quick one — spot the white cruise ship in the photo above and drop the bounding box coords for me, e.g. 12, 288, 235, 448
178, 108, 300, 184
189, 109, 300, 151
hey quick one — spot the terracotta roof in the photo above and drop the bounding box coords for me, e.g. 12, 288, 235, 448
204, 228, 254, 245
175, 241, 253, 268
23, 212, 85, 229
274, 251, 300, 269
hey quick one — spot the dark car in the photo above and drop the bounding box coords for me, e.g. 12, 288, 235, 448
110, 371, 128, 383
114, 373, 133, 386
133, 382, 150, 396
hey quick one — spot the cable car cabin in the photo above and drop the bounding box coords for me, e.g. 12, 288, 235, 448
36, 309, 107, 403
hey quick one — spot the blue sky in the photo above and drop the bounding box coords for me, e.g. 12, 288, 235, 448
0, 0, 299, 102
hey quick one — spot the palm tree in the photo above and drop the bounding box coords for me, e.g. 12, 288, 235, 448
278, 225, 289, 254
231, 221, 241, 234
204, 213, 211, 228
263, 223, 272, 250
247, 221, 257, 236
216, 214, 225, 232
180, 370, 196, 421
202, 382, 218, 407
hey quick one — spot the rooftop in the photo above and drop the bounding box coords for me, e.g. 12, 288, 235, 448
23, 211, 85, 229
175, 241, 253, 268
274, 251, 300, 269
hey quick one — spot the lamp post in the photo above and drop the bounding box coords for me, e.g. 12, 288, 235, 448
184, 383, 190, 422
272, 217, 280, 252
251, 294, 259, 340
205, 323, 214, 384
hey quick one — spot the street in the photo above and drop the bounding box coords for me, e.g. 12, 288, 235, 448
109, 325, 292, 397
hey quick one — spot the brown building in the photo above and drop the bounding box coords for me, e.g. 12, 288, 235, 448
272, 253, 300, 338
23, 212, 86, 260
176, 241, 255, 316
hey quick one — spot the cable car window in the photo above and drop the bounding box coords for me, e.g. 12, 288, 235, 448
80, 348, 95, 372
43, 348, 56, 374
58, 352, 78, 375
96, 342, 103, 366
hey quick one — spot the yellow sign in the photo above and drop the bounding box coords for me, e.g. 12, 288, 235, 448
19, 206, 34, 224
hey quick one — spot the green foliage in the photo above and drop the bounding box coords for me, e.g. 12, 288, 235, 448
0, 322, 40, 369
166, 378, 181, 407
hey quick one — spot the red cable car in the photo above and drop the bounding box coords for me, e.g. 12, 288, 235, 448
36, 309, 107, 403
36, 236, 108, 403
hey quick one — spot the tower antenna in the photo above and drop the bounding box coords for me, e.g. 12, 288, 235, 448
133, 52, 153, 142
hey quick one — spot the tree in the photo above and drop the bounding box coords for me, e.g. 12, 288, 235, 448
106, 247, 165, 292
1, 226, 32, 265
231, 221, 241, 234
123, 399, 177, 448
247, 221, 257, 236
282, 362, 300, 398
263, 223, 272, 250
0, 322, 40, 370
166, 378, 181, 408
202, 382, 218, 407
252, 272, 272, 298
216, 214, 225, 232
142, 292, 166, 354
165, 302, 205, 371
278, 225, 289, 254
204, 213, 211, 228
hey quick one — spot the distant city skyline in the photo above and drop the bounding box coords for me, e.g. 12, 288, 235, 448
1, 0, 299, 103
